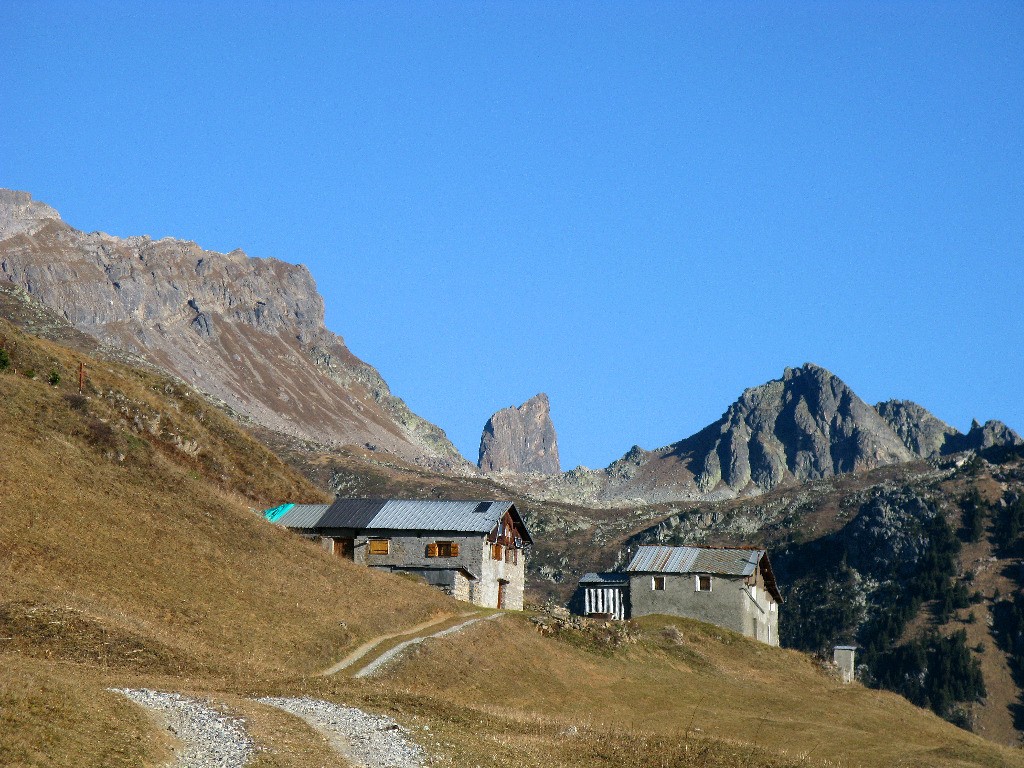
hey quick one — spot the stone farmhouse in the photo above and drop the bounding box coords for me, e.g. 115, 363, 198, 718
264, 499, 532, 610
576, 545, 782, 646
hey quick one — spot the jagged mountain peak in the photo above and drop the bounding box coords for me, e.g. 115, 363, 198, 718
686, 363, 914, 493
512, 364, 924, 507
874, 399, 960, 458
956, 419, 1023, 452
874, 400, 1023, 458
0, 189, 61, 240
0, 189, 466, 469
478, 393, 561, 475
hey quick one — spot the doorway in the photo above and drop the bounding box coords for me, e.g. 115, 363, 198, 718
332, 538, 354, 559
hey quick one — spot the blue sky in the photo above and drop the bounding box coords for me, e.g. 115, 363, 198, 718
3, 2, 1022, 469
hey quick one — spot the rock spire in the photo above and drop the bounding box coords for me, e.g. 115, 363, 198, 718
478, 393, 561, 475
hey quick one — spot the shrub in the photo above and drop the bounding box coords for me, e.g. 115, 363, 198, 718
63, 394, 88, 412
48, 370, 61, 386
85, 419, 117, 450
0, 348, 9, 371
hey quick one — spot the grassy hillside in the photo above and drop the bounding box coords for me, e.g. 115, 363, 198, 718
0, 319, 457, 764
0, 318, 455, 674
3, 319, 1023, 768
293, 612, 1024, 768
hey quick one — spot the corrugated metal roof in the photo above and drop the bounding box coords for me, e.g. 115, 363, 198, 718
368, 499, 512, 533
579, 572, 630, 585
625, 546, 764, 576
319, 499, 387, 528
265, 504, 330, 528
263, 499, 532, 542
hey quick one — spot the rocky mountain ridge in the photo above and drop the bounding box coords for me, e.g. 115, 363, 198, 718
0, 189, 466, 469
478, 393, 561, 475
875, 399, 1022, 457
513, 364, 1021, 507
4, 190, 1019, 503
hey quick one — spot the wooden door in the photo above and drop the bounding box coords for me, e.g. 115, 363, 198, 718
497, 580, 507, 609
334, 538, 354, 559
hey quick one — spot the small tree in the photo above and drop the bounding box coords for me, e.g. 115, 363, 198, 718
960, 488, 986, 543
0, 348, 9, 371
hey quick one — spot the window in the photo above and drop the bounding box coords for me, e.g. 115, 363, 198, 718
367, 539, 390, 555
427, 541, 459, 558
652, 576, 666, 591
491, 543, 503, 561
696, 574, 712, 592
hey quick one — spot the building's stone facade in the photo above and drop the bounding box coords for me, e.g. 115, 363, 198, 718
628, 570, 779, 646
314, 529, 526, 610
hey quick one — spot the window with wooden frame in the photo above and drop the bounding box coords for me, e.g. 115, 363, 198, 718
491, 543, 503, 561
367, 539, 390, 555
696, 574, 712, 592
652, 576, 666, 591
426, 541, 459, 558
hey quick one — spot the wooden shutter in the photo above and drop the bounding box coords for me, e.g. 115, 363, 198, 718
426, 542, 439, 557
368, 539, 389, 555
449, 542, 459, 557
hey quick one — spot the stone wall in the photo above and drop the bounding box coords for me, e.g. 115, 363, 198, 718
322, 530, 526, 610
628, 572, 779, 645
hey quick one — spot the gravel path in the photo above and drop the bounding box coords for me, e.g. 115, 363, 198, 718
113, 688, 253, 768
258, 696, 425, 768
353, 612, 502, 678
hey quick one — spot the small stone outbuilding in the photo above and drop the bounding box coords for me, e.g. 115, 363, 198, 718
626, 545, 782, 645
574, 545, 782, 646
264, 499, 532, 610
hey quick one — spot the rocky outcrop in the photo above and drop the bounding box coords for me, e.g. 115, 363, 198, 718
0, 189, 61, 240
876, 401, 1022, 457
948, 419, 1024, 453
874, 400, 960, 458
680, 364, 915, 494
0, 190, 466, 468
516, 364, 937, 506
478, 393, 560, 474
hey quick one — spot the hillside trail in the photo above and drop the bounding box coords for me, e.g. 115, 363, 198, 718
116, 612, 505, 767
319, 610, 478, 676
351, 612, 503, 678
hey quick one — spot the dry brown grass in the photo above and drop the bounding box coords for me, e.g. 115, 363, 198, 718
3, 321, 1023, 767
0, 656, 172, 768
323, 613, 1024, 768
0, 321, 455, 677
223, 697, 351, 768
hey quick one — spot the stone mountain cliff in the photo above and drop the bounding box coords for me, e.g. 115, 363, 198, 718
0, 190, 465, 468
678, 363, 915, 493
875, 400, 1022, 457
515, 363, 1021, 507
478, 393, 560, 475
